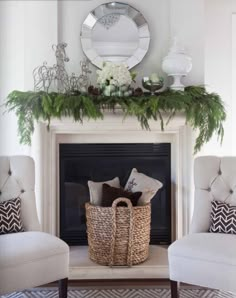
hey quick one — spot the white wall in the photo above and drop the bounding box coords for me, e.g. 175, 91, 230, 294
58, 0, 170, 87
0, 0, 58, 155
0, 1, 26, 155
200, 0, 236, 156
202, 0, 233, 156
0, 1, 59, 223
170, 0, 205, 86
23, 1, 58, 91
0, 0, 230, 157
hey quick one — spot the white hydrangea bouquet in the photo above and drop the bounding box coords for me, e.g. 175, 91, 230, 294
97, 62, 136, 97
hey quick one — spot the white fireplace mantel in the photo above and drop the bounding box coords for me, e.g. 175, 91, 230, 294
31, 111, 194, 243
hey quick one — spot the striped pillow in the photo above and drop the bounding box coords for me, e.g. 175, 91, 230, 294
0, 197, 24, 234
209, 200, 236, 234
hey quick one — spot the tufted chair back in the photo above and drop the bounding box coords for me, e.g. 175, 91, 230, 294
0, 156, 40, 231
190, 156, 236, 233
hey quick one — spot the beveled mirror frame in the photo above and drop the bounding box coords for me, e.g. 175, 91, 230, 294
80, 2, 150, 69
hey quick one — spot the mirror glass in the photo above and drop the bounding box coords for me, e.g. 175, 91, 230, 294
80, 2, 150, 69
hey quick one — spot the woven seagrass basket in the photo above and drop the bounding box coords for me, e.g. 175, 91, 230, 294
85, 197, 151, 267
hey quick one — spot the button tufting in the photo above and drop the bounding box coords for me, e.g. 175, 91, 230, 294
218, 170, 222, 175
208, 187, 211, 192
230, 189, 234, 194
21, 189, 25, 194
8, 170, 12, 176
0, 191, 1, 195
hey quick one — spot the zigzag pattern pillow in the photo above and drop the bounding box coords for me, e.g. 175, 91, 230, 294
0, 197, 24, 234
210, 200, 236, 234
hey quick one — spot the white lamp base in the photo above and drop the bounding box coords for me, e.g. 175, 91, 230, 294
169, 74, 185, 91
162, 37, 192, 91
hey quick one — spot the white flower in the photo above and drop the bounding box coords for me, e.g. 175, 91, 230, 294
97, 62, 132, 87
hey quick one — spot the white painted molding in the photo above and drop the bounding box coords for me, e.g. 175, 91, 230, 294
31, 111, 193, 241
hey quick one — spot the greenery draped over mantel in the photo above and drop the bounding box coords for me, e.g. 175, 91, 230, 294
5, 86, 226, 153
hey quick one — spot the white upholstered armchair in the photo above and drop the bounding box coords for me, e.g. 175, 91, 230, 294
168, 156, 236, 297
0, 156, 69, 297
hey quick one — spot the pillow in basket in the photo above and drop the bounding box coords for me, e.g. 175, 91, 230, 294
125, 168, 163, 206
209, 200, 236, 234
101, 183, 142, 207
88, 177, 120, 206
0, 197, 24, 235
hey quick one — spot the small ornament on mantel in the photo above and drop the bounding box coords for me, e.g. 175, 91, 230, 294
142, 73, 164, 95
162, 37, 192, 91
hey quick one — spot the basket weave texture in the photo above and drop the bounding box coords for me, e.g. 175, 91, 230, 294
85, 197, 151, 267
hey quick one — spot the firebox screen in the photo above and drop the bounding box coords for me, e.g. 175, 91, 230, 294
59, 143, 171, 245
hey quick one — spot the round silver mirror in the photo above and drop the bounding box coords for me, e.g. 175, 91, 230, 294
80, 2, 150, 69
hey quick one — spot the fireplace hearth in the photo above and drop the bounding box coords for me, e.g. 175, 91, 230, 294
59, 143, 171, 245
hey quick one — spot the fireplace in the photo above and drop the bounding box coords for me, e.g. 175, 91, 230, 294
31, 112, 192, 251
30, 113, 193, 279
59, 143, 171, 245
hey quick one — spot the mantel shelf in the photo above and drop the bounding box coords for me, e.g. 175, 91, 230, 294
40, 111, 186, 133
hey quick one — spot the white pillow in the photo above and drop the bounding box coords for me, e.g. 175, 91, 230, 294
125, 168, 163, 206
88, 177, 120, 206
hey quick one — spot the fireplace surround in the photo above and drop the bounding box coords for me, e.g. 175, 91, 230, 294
32, 110, 194, 243
31, 111, 194, 279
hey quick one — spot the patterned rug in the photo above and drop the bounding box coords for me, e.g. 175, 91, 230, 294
2, 288, 236, 298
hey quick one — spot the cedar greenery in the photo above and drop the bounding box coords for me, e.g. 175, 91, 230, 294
5, 86, 226, 153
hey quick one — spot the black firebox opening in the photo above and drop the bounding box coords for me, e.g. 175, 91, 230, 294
60, 143, 171, 245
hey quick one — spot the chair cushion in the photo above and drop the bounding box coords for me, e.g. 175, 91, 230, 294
168, 233, 236, 292
169, 233, 236, 264
0, 197, 24, 234
0, 231, 69, 295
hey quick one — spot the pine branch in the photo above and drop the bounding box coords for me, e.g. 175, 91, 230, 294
5, 86, 226, 153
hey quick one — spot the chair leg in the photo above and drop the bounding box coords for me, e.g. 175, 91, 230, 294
170, 280, 179, 298
59, 278, 68, 298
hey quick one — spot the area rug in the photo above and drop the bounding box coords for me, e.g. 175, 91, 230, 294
2, 288, 236, 298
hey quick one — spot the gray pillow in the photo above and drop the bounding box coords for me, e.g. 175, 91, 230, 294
88, 177, 120, 206
125, 168, 163, 206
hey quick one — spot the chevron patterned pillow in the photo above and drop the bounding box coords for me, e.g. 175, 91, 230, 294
210, 200, 236, 234
0, 197, 24, 234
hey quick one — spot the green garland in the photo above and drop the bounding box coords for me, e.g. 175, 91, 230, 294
5, 86, 226, 153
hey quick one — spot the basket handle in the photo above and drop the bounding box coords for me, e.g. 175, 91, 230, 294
109, 197, 134, 267
111, 197, 133, 209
